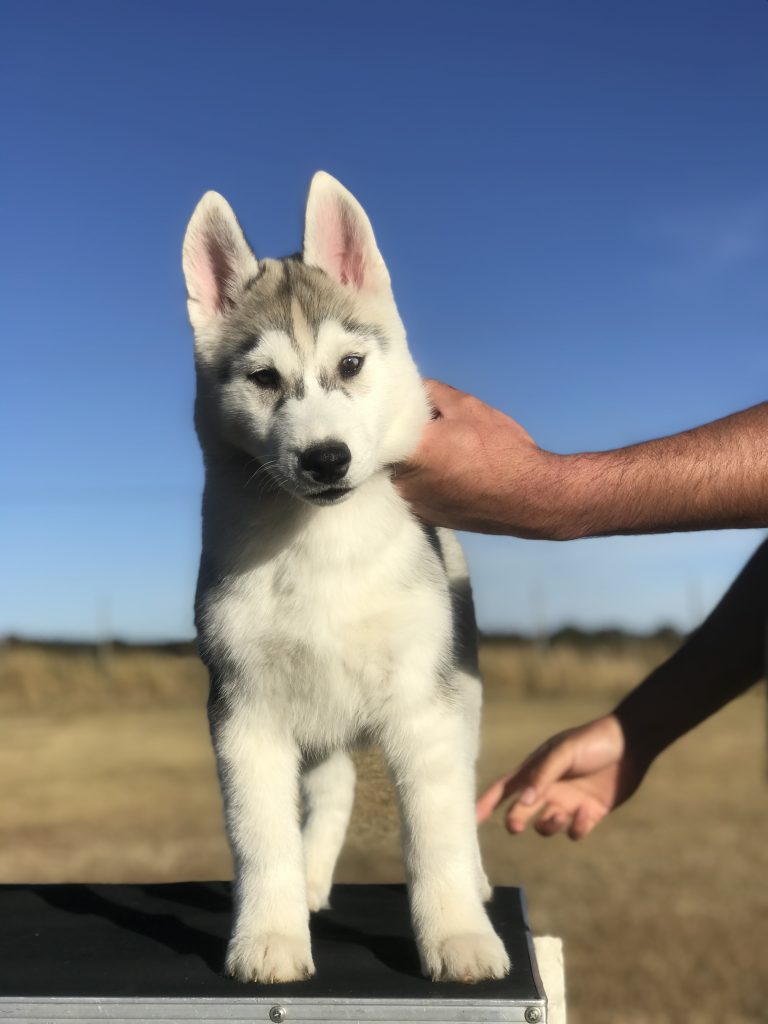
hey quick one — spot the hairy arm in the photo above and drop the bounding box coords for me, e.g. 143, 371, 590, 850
559, 401, 768, 540
477, 539, 768, 838
394, 382, 768, 539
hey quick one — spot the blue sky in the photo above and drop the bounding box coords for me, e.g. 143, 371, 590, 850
1, 0, 766, 640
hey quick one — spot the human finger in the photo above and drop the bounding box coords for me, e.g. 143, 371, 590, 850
534, 806, 570, 837
567, 804, 602, 841
508, 741, 578, 809
476, 773, 519, 822
421, 378, 467, 418
516, 737, 586, 807
505, 794, 548, 834
476, 760, 536, 822
476, 739, 575, 823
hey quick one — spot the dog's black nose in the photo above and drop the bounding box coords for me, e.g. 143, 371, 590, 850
299, 442, 351, 483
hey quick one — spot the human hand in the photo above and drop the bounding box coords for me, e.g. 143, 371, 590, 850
392, 380, 562, 538
476, 714, 650, 840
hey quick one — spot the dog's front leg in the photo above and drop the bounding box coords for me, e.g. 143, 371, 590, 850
211, 697, 314, 984
382, 698, 509, 983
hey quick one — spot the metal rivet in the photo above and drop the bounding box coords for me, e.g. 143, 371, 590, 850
524, 1008, 543, 1024
269, 1007, 286, 1023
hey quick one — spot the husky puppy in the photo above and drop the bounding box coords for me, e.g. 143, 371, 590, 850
182, 172, 509, 985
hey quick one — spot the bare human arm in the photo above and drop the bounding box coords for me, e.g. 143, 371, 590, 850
393, 381, 768, 539
476, 538, 768, 839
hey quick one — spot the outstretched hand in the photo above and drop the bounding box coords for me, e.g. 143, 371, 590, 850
476, 714, 651, 840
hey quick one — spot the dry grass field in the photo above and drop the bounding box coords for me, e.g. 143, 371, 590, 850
0, 639, 765, 1023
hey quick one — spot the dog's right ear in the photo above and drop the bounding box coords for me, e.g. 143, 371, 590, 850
182, 192, 259, 334
303, 172, 390, 293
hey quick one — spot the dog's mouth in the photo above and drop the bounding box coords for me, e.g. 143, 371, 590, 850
305, 486, 353, 505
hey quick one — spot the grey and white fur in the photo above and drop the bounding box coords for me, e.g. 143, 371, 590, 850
182, 172, 509, 984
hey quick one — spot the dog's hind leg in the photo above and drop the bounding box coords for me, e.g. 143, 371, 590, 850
459, 672, 493, 903
301, 750, 356, 911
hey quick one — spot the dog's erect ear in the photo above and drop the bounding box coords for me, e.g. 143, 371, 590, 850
303, 172, 390, 292
182, 192, 259, 331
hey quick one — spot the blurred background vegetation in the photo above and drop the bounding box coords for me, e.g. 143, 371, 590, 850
1, 634, 764, 1024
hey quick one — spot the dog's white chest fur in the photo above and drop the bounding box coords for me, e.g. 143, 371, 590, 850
204, 480, 451, 751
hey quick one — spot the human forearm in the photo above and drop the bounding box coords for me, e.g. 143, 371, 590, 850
551, 403, 768, 541
614, 538, 768, 760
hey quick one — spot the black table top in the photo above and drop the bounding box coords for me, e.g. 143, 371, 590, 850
0, 882, 542, 1003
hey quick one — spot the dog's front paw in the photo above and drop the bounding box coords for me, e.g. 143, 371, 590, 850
226, 933, 315, 984
421, 931, 510, 983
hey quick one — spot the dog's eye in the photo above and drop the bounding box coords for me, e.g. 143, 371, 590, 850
339, 355, 364, 378
249, 368, 281, 389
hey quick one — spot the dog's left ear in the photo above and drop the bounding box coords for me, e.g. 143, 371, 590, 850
182, 191, 259, 335
303, 172, 390, 292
